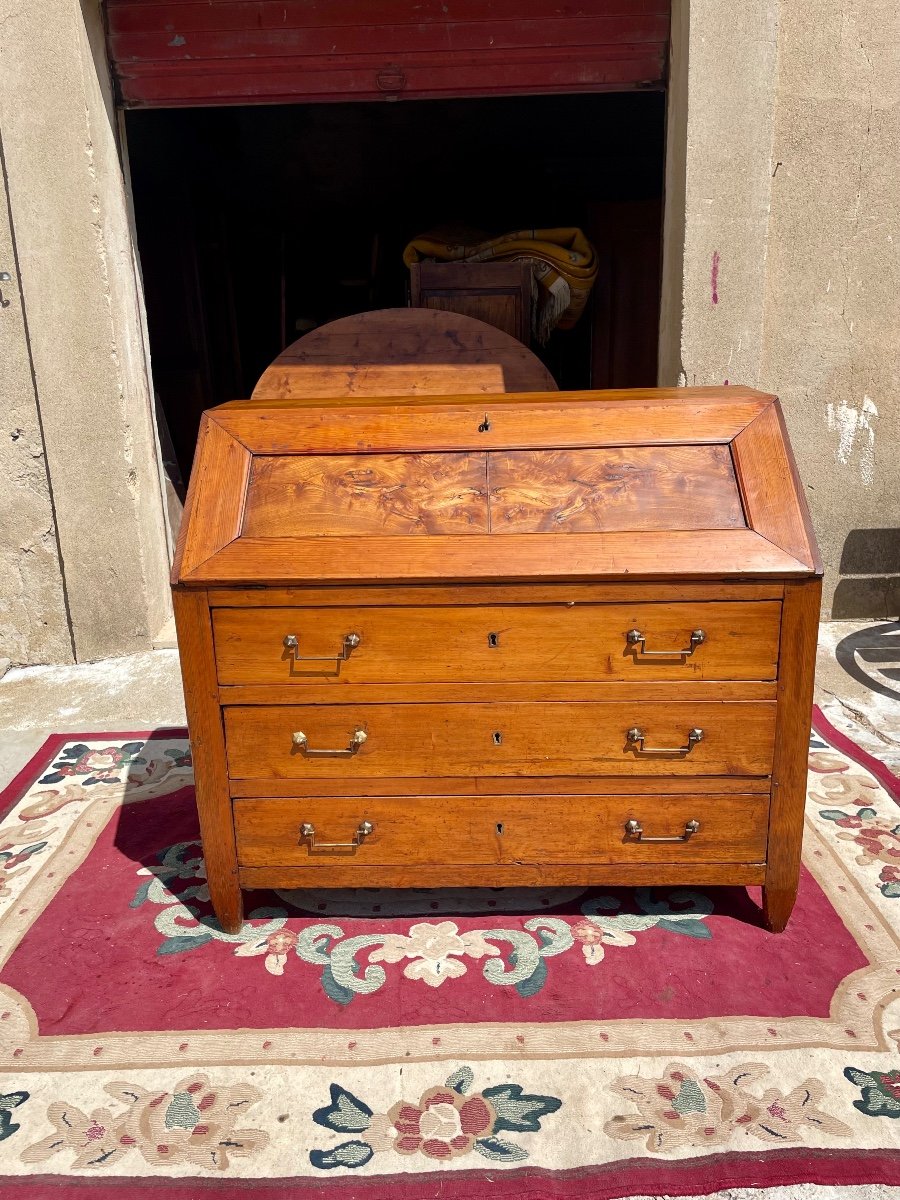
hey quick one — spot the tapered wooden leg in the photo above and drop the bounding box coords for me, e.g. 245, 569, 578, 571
762, 882, 797, 933
762, 577, 821, 935
208, 869, 244, 934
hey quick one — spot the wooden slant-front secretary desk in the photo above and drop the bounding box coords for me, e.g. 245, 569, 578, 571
171, 387, 821, 935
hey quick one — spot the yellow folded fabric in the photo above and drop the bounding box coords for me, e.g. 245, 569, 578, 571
404, 227, 598, 342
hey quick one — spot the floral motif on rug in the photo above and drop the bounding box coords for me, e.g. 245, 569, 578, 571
0, 711, 896, 1197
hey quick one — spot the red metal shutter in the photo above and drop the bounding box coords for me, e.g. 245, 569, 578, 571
105, 1, 670, 108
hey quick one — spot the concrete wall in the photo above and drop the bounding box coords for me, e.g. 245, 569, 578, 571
0, 137, 73, 665
0, 0, 172, 665
1, 0, 896, 666
760, 0, 899, 616
662, 0, 899, 616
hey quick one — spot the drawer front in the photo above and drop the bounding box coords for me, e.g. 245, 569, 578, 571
224, 701, 776, 779
233, 793, 769, 868
214, 601, 781, 685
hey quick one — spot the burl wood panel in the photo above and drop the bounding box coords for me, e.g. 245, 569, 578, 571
490, 445, 746, 533
242, 452, 489, 537
212, 601, 782, 685
224, 701, 777, 780
233, 793, 769, 868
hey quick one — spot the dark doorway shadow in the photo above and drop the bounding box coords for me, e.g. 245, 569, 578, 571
832, 528, 900, 619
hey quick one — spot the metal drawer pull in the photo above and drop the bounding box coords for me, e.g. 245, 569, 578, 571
626, 628, 705, 657
300, 820, 374, 851
627, 726, 704, 755
292, 728, 367, 757
284, 632, 361, 664
625, 818, 701, 843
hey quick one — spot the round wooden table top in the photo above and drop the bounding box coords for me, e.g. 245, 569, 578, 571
251, 308, 557, 400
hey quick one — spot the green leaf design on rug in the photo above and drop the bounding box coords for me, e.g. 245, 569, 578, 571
482, 1083, 563, 1133
313, 1084, 373, 1134
0, 1092, 29, 1142
474, 1134, 529, 1161
844, 1067, 900, 1117
133, 844, 716, 997
309, 1141, 374, 1170
656, 918, 712, 939
157, 932, 214, 955
446, 1067, 474, 1095
309, 1071, 561, 1168
514, 953, 547, 997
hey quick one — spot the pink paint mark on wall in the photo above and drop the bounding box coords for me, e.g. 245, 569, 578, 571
711, 251, 721, 305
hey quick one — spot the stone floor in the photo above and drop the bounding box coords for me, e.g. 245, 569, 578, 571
0, 627, 898, 1200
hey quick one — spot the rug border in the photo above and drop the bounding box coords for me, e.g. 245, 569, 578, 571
0, 730, 188, 821
2, 726, 900, 1194
0, 1147, 898, 1198
812, 704, 900, 804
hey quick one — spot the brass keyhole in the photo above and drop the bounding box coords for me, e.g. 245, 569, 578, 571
488, 632, 499, 648
492, 731, 503, 745
496, 822, 504, 836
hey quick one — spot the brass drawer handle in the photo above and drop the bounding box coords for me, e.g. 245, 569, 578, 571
300, 820, 374, 851
625, 818, 701, 843
284, 632, 361, 664
627, 726, 704, 755
292, 728, 367, 757
626, 628, 705, 657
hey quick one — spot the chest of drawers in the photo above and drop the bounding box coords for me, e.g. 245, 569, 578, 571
171, 386, 821, 934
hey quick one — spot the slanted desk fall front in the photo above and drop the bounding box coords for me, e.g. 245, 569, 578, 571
172, 386, 821, 933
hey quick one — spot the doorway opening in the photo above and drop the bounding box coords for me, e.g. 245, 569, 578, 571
125, 90, 666, 488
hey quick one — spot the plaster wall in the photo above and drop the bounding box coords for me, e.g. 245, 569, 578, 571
2, 0, 897, 666
760, 0, 900, 617
0, 139, 73, 665
662, 0, 899, 615
0, 0, 172, 665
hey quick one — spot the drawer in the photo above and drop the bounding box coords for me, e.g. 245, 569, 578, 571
213, 602, 781, 685
224, 701, 777, 779
233, 793, 769, 868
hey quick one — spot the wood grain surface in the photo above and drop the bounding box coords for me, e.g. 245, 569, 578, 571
764, 576, 822, 931
184, 528, 812, 585
238, 862, 768, 889
224, 700, 777, 779
233, 793, 768, 868
489, 445, 745, 533
228, 774, 772, 798
251, 309, 556, 399
732, 399, 821, 572
172, 416, 251, 582
242, 452, 488, 537
409, 264, 533, 343
171, 590, 243, 933
212, 392, 774, 455
212, 601, 781, 684
208, 582, 786, 606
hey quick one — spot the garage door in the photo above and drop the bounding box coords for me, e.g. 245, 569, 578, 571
105, 1, 670, 107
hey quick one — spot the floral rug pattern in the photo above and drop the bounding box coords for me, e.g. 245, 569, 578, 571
0, 711, 897, 1196
130, 841, 716, 1002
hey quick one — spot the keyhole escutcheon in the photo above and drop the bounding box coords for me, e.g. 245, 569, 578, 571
492, 731, 503, 745
488, 632, 499, 648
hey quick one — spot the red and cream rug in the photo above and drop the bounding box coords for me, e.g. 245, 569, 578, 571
0, 708, 898, 1197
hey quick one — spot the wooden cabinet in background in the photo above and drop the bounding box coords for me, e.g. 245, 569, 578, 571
171, 386, 821, 935
409, 262, 533, 344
